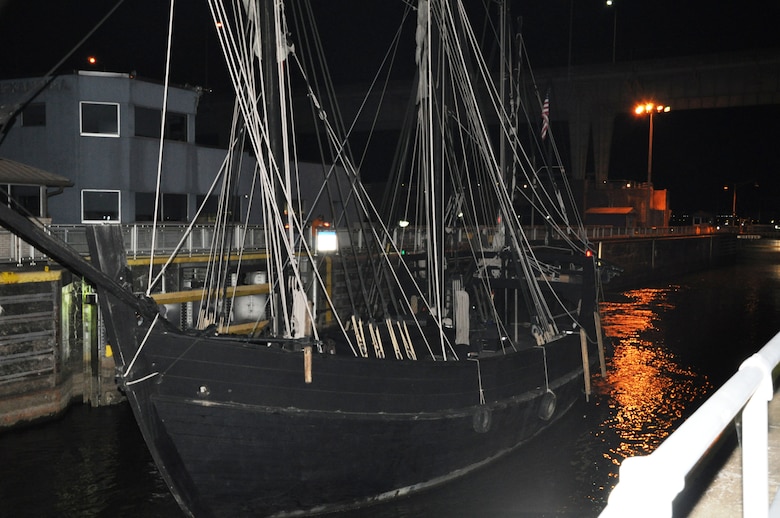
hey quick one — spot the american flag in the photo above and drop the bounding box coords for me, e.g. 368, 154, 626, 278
540, 93, 550, 140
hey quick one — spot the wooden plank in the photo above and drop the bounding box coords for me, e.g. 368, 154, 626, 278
151, 283, 270, 305
217, 320, 269, 335
0, 270, 62, 284
126, 252, 268, 266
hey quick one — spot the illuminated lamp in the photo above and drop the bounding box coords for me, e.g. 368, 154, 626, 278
316, 230, 338, 253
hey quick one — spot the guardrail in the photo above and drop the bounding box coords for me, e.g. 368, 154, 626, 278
599, 330, 780, 518
586, 224, 722, 240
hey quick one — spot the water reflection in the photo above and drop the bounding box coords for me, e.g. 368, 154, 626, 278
0, 405, 179, 517
595, 287, 712, 479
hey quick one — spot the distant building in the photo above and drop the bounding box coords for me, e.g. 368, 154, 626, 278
584, 206, 636, 228
584, 180, 670, 228
0, 71, 344, 225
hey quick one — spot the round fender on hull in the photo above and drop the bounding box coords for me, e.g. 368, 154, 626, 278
473, 405, 492, 433
538, 390, 557, 421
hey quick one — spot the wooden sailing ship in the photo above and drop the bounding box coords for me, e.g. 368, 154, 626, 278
0, 1, 609, 516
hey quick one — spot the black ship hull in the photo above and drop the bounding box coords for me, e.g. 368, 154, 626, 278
122, 328, 588, 517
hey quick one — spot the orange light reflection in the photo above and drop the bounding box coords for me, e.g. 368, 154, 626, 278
595, 287, 712, 466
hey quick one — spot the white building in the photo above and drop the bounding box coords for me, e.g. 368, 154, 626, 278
0, 71, 346, 226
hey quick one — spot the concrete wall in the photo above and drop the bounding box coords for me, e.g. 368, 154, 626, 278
597, 233, 738, 289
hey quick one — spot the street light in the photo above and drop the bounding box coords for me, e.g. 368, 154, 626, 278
606, 0, 617, 64
723, 181, 759, 226
634, 102, 670, 185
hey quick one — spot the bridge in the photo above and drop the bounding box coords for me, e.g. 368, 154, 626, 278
328, 49, 780, 184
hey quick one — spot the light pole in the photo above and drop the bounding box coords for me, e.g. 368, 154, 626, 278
634, 103, 670, 185
724, 181, 759, 226
727, 184, 737, 223
606, 0, 617, 63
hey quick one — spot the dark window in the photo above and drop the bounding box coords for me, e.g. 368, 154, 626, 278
80, 102, 119, 137
11, 186, 41, 216
165, 112, 187, 141
136, 192, 188, 222
82, 190, 120, 222
134, 106, 187, 142
195, 194, 240, 222
0, 185, 41, 217
134, 107, 159, 138
21, 103, 46, 127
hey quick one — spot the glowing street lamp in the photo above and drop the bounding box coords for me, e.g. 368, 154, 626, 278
634, 102, 670, 185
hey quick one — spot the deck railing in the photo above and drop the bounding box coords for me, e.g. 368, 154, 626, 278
599, 330, 780, 518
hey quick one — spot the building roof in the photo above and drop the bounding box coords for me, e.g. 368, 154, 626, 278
0, 157, 73, 187
585, 207, 635, 215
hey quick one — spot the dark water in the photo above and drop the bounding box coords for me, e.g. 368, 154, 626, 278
2, 240, 779, 517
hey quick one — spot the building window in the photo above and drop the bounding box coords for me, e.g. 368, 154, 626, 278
135, 192, 188, 222
80, 102, 119, 137
166, 112, 187, 142
82, 189, 120, 222
0, 185, 42, 217
21, 103, 46, 127
11, 185, 42, 216
195, 194, 240, 222
134, 106, 188, 142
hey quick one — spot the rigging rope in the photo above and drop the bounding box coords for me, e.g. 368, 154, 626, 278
146, 0, 176, 297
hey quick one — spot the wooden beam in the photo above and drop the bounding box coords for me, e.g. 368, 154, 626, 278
151, 283, 270, 305
218, 320, 269, 335
126, 252, 268, 266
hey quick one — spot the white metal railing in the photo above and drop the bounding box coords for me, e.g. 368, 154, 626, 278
0, 222, 732, 265
599, 330, 780, 518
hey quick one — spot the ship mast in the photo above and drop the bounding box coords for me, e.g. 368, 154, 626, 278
259, 0, 286, 336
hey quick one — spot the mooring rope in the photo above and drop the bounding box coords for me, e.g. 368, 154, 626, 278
470, 357, 486, 405
539, 344, 551, 392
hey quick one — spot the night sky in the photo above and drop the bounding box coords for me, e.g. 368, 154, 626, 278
0, 0, 778, 219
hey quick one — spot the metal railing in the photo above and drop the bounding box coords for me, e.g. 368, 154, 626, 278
0, 222, 730, 265
599, 330, 780, 518
586, 224, 722, 240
